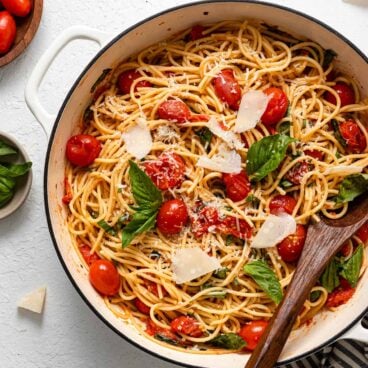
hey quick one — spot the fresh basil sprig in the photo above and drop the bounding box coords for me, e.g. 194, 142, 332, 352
121, 161, 162, 247
195, 127, 213, 152
246, 134, 295, 181
320, 260, 340, 293
98, 220, 117, 236
243, 260, 283, 304
340, 245, 363, 288
331, 120, 347, 148
210, 333, 246, 350
336, 174, 368, 204
0, 140, 17, 156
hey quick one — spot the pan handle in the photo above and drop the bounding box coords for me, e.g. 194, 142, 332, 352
339, 318, 368, 343
25, 26, 111, 137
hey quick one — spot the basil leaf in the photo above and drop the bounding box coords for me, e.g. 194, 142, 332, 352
210, 333, 246, 350
336, 174, 368, 204
310, 290, 321, 302
243, 260, 283, 304
201, 283, 227, 298
128, 160, 162, 210
0, 191, 14, 207
340, 245, 363, 288
0, 140, 17, 156
246, 134, 295, 181
195, 128, 213, 152
320, 260, 340, 293
97, 220, 117, 236
280, 179, 293, 188
0, 162, 32, 178
277, 122, 291, 136
0, 176, 16, 192
331, 120, 347, 148
246, 194, 260, 207
214, 268, 229, 279
323, 49, 337, 69
154, 333, 179, 346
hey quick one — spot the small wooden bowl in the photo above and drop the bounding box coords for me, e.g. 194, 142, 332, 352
0, 0, 43, 67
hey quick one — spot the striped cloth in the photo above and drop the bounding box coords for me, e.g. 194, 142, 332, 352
281, 316, 368, 368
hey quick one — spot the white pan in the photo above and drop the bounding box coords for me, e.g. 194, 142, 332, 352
25, 1, 368, 367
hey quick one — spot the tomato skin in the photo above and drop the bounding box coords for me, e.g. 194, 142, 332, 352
62, 177, 73, 205
285, 161, 312, 185
134, 299, 150, 315
325, 83, 355, 107
338, 119, 366, 154
356, 222, 368, 245
261, 87, 289, 126
339, 242, 351, 257
277, 224, 307, 263
238, 320, 269, 351
191, 206, 219, 238
0, 11, 16, 54
144, 152, 186, 190
171, 316, 203, 337
213, 69, 242, 110
145, 319, 180, 341
2, 0, 32, 17
117, 69, 151, 95
269, 195, 297, 215
89, 260, 120, 296
326, 279, 355, 308
189, 25, 205, 41
218, 216, 252, 240
304, 149, 324, 161
157, 100, 191, 124
157, 199, 188, 234
79, 245, 100, 266
66, 134, 101, 167
223, 172, 251, 202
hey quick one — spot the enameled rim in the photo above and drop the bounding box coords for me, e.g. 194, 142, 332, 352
43, 1, 368, 366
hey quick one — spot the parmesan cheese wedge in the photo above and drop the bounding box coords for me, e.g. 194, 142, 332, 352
324, 165, 363, 176
234, 90, 270, 133
207, 116, 243, 149
251, 214, 296, 248
121, 118, 152, 159
18, 287, 46, 314
172, 248, 221, 284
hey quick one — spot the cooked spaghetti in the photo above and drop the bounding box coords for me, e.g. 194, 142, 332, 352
63, 20, 368, 352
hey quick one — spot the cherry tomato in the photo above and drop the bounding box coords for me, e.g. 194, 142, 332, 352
339, 242, 351, 258
261, 87, 289, 126
145, 319, 180, 341
134, 298, 150, 315
238, 320, 269, 351
191, 205, 219, 238
144, 152, 186, 190
218, 216, 252, 240
189, 25, 206, 41
79, 244, 100, 266
171, 316, 203, 337
62, 177, 73, 205
66, 134, 101, 167
356, 222, 368, 245
304, 149, 324, 161
338, 119, 366, 154
157, 199, 188, 234
269, 194, 297, 215
326, 280, 355, 308
2, 0, 31, 17
223, 171, 251, 202
0, 11, 16, 55
212, 69, 242, 110
277, 224, 307, 263
89, 259, 120, 296
117, 69, 152, 95
157, 99, 191, 124
285, 161, 312, 185
325, 83, 355, 107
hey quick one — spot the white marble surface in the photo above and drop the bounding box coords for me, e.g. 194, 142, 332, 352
0, 1, 367, 367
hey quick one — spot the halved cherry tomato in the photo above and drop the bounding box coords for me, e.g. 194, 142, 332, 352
212, 69, 242, 110
339, 242, 351, 258
66, 134, 101, 167
261, 87, 289, 126
62, 177, 73, 205
325, 82, 355, 107
269, 194, 297, 215
238, 320, 269, 351
145, 319, 180, 342
89, 259, 120, 296
79, 244, 100, 266
0, 11, 16, 54
144, 152, 186, 190
304, 149, 324, 161
157, 99, 191, 124
189, 25, 206, 41
117, 69, 152, 95
171, 316, 203, 337
285, 161, 312, 185
218, 216, 252, 240
223, 171, 251, 202
2, 0, 31, 17
356, 221, 368, 245
338, 119, 366, 153
157, 199, 188, 234
134, 298, 150, 315
277, 224, 306, 263
326, 278, 355, 308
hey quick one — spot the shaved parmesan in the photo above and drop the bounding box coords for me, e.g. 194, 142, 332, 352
18, 287, 46, 314
324, 165, 363, 176
251, 214, 296, 249
207, 116, 243, 149
197, 144, 242, 173
234, 90, 270, 133
172, 247, 221, 284
122, 118, 152, 159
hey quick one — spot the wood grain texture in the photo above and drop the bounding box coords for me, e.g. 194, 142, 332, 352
245, 195, 368, 368
0, 0, 43, 67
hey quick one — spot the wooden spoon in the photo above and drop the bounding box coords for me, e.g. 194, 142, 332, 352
245, 195, 368, 368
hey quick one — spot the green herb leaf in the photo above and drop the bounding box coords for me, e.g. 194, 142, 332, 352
243, 260, 283, 304
214, 267, 229, 279
277, 122, 291, 136
340, 245, 363, 288
210, 333, 246, 350
0, 176, 16, 192
154, 333, 179, 346
0, 162, 32, 178
0, 191, 13, 207
90, 68, 112, 93
280, 179, 293, 188
336, 174, 368, 204
195, 128, 213, 152
201, 284, 227, 298
246, 134, 295, 181
97, 220, 117, 236
0, 140, 17, 156
331, 120, 347, 148
320, 260, 340, 293
323, 49, 337, 69
246, 194, 260, 207
226, 235, 234, 246
309, 290, 321, 302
